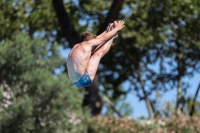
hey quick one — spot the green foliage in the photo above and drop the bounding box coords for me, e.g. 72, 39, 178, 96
79, 0, 112, 26
98, 0, 200, 117
0, 0, 57, 40
0, 32, 63, 82
0, 0, 200, 124
0, 33, 89, 133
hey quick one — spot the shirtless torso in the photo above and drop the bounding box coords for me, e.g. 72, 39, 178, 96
67, 43, 92, 82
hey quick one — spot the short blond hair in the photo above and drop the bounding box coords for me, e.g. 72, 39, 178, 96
80, 31, 96, 42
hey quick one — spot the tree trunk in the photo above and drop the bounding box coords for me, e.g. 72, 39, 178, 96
52, 0, 80, 47
97, 0, 125, 35
175, 46, 183, 115
52, 0, 125, 116
83, 75, 103, 116
137, 70, 154, 118
189, 82, 200, 116
175, 76, 182, 115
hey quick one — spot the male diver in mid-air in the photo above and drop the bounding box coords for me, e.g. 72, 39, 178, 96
67, 20, 125, 88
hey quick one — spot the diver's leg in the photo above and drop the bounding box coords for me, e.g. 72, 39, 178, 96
87, 38, 114, 80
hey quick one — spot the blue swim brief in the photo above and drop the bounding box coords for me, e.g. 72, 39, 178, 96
72, 71, 92, 88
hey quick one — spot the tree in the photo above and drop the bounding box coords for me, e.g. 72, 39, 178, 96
97, 0, 200, 117
0, 0, 127, 117
139, 0, 200, 115
1, 0, 200, 119
52, 0, 125, 116
0, 0, 58, 41
0, 33, 89, 133
189, 83, 200, 116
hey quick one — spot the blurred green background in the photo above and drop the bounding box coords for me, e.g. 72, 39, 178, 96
0, 0, 200, 133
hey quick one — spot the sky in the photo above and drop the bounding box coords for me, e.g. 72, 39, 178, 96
60, 46, 200, 119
